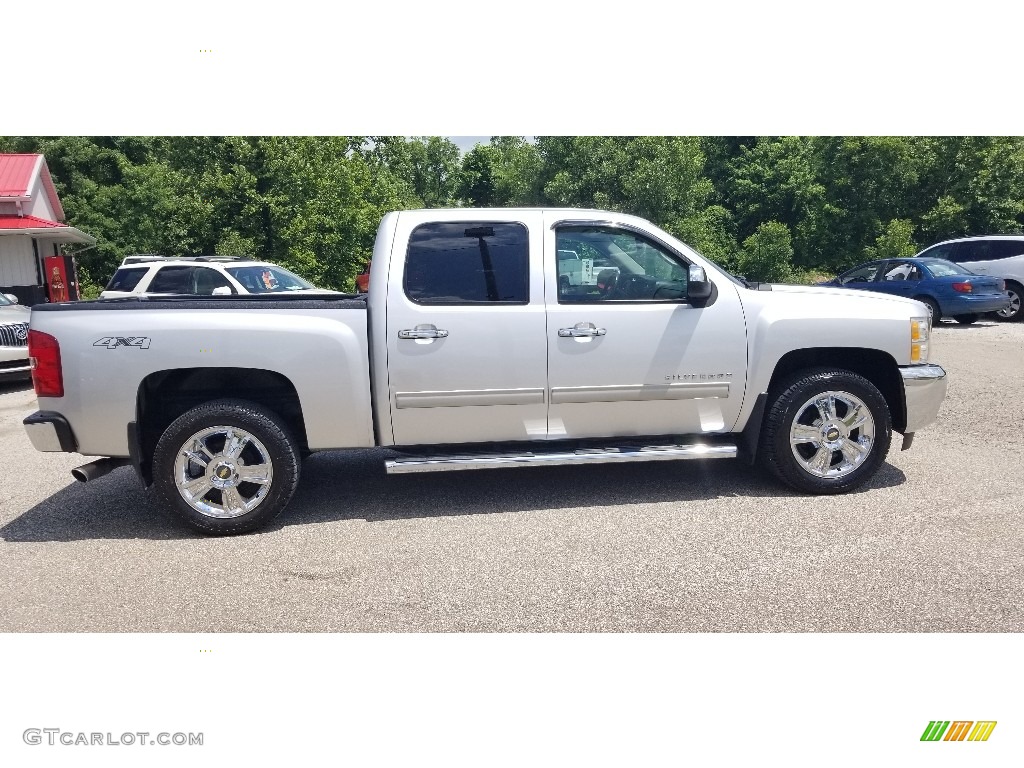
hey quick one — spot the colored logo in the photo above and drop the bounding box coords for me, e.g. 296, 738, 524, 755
921, 721, 996, 742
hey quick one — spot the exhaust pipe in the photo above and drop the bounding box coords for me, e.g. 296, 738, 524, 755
72, 458, 129, 483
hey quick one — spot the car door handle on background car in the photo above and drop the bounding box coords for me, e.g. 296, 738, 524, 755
558, 323, 607, 338
398, 325, 449, 340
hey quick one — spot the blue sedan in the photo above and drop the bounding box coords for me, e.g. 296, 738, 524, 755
822, 257, 1010, 324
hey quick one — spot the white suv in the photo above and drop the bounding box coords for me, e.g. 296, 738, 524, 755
100, 256, 336, 298
914, 236, 1024, 321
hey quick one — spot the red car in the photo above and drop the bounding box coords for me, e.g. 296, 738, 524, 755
355, 263, 370, 293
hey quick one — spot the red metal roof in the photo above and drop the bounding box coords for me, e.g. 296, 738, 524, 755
0, 154, 65, 220
0, 214, 68, 229
0, 154, 40, 196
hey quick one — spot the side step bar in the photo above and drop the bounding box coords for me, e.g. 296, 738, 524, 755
385, 443, 737, 474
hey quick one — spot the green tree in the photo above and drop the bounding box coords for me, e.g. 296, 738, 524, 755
863, 219, 918, 261
459, 137, 542, 206
737, 221, 795, 283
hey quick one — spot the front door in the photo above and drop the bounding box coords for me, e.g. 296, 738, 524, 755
544, 216, 748, 440
872, 260, 920, 297
384, 213, 549, 446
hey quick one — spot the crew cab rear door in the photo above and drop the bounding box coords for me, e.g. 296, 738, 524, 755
383, 211, 548, 446
543, 214, 748, 439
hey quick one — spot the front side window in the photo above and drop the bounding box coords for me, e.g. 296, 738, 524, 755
404, 221, 529, 304
555, 226, 688, 302
194, 267, 236, 295
920, 243, 955, 261
838, 263, 881, 284
225, 265, 315, 293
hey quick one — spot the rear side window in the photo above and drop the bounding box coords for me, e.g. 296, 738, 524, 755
105, 267, 148, 292
148, 266, 194, 293
989, 240, 1024, 259
404, 221, 529, 304
950, 240, 1024, 263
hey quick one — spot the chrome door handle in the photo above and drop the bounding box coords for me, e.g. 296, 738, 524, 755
398, 324, 449, 340
558, 323, 606, 338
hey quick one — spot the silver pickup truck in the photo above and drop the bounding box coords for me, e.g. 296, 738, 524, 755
23, 208, 948, 534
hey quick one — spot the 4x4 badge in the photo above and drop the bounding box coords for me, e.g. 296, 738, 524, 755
93, 336, 151, 350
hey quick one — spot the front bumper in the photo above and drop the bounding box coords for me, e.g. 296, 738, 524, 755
0, 345, 30, 377
23, 411, 78, 453
900, 364, 947, 434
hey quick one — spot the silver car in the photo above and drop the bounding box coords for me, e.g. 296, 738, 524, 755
0, 292, 31, 381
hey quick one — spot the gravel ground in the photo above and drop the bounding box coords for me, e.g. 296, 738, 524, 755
1, 319, 1021, 632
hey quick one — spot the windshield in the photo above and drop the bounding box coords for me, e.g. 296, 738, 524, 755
225, 265, 316, 293
0, 293, 12, 306
920, 258, 972, 277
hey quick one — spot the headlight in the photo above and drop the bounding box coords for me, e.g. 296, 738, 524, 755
910, 316, 930, 363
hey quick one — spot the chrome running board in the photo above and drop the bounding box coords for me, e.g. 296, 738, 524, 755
385, 443, 737, 474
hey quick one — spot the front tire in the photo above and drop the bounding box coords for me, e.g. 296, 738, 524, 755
152, 399, 301, 535
916, 296, 941, 322
759, 369, 892, 494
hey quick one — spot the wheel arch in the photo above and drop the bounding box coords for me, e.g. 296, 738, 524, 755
741, 347, 905, 462
911, 292, 941, 315
134, 367, 308, 485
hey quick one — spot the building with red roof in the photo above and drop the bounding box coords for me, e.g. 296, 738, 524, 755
0, 154, 95, 305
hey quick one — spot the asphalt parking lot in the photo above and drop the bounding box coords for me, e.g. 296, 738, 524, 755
1, 320, 1022, 632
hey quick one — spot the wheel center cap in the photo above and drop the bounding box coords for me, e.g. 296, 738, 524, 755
210, 461, 238, 488
824, 426, 841, 442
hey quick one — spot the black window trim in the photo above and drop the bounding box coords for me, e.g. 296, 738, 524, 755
552, 220, 696, 305
403, 219, 532, 306
147, 265, 196, 294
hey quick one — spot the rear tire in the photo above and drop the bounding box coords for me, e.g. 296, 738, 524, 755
994, 283, 1022, 322
152, 399, 301, 535
759, 369, 892, 494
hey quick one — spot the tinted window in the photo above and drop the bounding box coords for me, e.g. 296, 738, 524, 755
404, 222, 529, 304
148, 266, 194, 293
105, 267, 148, 292
919, 243, 955, 261
555, 226, 688, 302
990, 240, 1024, 260
950, 240, 1023, 263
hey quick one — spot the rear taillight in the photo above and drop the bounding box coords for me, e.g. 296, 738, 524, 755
28, 329, 64, 398
951, 282, 972, 293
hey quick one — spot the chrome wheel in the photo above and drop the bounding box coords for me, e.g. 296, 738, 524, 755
789, 390, 875, 479
173, 425, 274, 518
996, 287, 1021, 320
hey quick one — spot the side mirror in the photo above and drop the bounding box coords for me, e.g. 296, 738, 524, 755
687, 265, 713, 302
211, 286, 232, 296
3, 293, 19, 304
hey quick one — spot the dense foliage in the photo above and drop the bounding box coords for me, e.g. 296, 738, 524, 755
3, 136, 1023, 291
